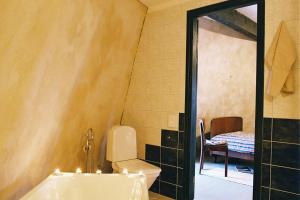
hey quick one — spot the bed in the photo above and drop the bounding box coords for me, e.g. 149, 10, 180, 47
209, 117, 254, 161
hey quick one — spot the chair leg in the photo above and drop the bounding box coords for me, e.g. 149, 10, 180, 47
201, 149, 204, 169
199, 161, 202, 174
225, 150, 228, 177
199, 147, 204, 174
199, 154, 202, 174
214, 155, 217, 163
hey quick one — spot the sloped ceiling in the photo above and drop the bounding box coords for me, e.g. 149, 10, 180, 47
236, 5, 257, 22
139, 0, 257, 22
139, 0, 166, 7
139, 0, 190, 10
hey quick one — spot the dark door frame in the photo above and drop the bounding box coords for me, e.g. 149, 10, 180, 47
184, 0, 265, 199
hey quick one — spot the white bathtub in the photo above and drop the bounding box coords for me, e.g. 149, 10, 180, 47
21, 172, 149, 200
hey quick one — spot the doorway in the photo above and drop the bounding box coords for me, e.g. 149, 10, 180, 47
184, 0, 265, 200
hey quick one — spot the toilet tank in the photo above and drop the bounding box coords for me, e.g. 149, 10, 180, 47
106, 126, 137, 162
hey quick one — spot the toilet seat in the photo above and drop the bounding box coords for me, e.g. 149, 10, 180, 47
113, 159, 161, 175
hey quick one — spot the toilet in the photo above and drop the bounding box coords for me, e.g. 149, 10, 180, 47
106, 125, 161, 189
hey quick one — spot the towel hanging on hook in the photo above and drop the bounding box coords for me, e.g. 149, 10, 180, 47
265, 21, 297, 97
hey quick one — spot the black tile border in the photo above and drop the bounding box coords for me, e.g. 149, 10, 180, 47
147, 116, 300, 199
261, 187, 269, 200
263, 118, 272, 140
270, 189, 300, 200
146, 118, 300, 196
178, 132, 184, 150
161, 147, 177, 166
160, 181, 177, 199
145, 144, 160, 163
150, 180, 160, 193
160, 164, 177, 184
261, 164, 270, 187
177, 168, 184, 186
262, 141, 271, 164
271, 165, 300, 194
177, 186, 184, 200
178, 150, 184, 168
272, 142, 300, 169
179, 113, 185, 131
261, 118, 300, 198
161, 129, 178, 148
145, 113, 185, 199
272, 118, 300, 144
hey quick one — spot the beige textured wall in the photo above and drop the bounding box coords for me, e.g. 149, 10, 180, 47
197, 19, 256, 134
122, 0, 221, 159
0, 0, 146, 199
122, 0, 299, 160
264, 0, 300, 119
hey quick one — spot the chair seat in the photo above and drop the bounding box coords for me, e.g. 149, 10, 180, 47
205, 141, 228, 151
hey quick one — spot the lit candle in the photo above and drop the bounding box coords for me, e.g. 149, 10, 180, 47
122, 168, 128, 175
54, 168, 61, 175
76, 168, 82, 174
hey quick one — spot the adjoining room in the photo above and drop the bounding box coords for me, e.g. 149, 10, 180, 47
195, 5, 257, 200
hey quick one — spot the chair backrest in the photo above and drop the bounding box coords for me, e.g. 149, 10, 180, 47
199, 119, 205, 147
210, 117, 243, 138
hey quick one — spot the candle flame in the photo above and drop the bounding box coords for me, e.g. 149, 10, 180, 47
122, 168, 128, 174
54, 168, 61, 174
76, 168, 82, 173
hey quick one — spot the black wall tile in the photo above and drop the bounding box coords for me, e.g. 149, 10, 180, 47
263, 118, 272, 140
145, 144, 160, 163
260, 118, 300, 199
272, 142, 300, 169
261, 187, 269, 200
161, 147, 177, 166
273, 119, 300, 143
179, 113, 185, 131
177, 187, 184, 200
177, 168, 183, 186
147, 115, 300, 199
160, 181, 176, 199
261, 164, 270, 187
150, 180, 159, 193
262, 141, 271, 164
178, 150, 184, 168
146, 161, 161, 168
146, 113, 299, 199
160, 164, 177, 184
178, 132, 184, 149
271, 166, 300, 194
270, 189, 299, 200
161, 130, 178, 148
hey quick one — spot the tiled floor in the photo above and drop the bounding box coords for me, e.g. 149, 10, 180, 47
197, 157, 253, 186
149, 158, 253, 200
195, 158, 253, 200
195, 174, 253, 200
149, 192, 173, 200
198, 156, 253, 172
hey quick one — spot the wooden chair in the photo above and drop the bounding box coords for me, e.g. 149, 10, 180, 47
199, 119, 229, 177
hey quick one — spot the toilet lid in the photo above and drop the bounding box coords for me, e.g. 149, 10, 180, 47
115, 159, 161, 175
